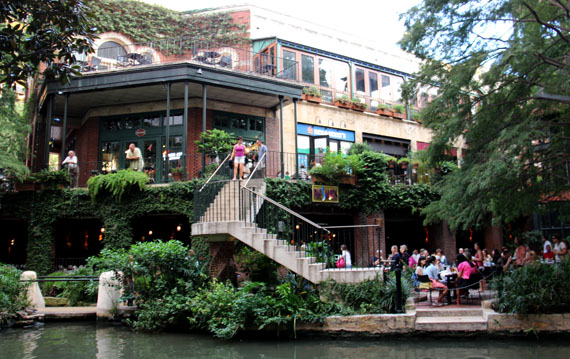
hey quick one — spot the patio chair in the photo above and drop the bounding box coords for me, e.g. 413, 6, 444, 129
417, 274, 443, 305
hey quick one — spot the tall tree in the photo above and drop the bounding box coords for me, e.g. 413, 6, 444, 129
0, 0, 96, 88
399, 0, 570, 230
0, 89, 30, 177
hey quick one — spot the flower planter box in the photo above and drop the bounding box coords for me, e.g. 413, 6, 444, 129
377, 108, 394, 117
351, 104, 366, 112
172, 172, 183, 182
340, 175, 358, 185
334, 100, 351, 110
14, 181, 39, 192
393, 111, 406, 119
302, 93, 322, 104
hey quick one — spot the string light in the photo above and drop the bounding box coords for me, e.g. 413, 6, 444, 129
176, 225, 182, 232
148, 230, 153, 236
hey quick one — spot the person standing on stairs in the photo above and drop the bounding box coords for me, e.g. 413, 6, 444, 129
232, 136, 246, 180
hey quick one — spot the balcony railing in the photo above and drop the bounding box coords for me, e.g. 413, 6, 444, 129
76, 37, 298, 82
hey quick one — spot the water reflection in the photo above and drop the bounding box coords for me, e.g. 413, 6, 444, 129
0, 323, 566, 359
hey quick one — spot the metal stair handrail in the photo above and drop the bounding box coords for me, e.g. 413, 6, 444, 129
240, 185, 329, 233
199, 152, 231, 192
242, 151, 266, 188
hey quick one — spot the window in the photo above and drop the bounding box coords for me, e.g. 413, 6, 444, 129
355, 68, 365, 94
282, 50, 297, 80
231, 118, 247, 130
97, 41, 127, 60
104, 119, 122, 131
249, 118, 263, 132
301, 55, 314, 83
369, 72, 379, 98
381, 75, 392, 101
143, 116, 160, 128
334, 62, 350, 93
165, 115, 183, 126
394, 77, 404, 103
124, 118, 140, 129
319, 59, 333, 88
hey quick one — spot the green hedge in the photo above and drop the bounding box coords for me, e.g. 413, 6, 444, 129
491, 259, 570, 314
0, 264, 28, 325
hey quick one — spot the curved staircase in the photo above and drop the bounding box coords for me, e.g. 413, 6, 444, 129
192, 179, 382, 283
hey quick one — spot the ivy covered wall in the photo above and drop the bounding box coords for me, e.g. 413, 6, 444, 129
90, 0, 249, 45
0, 181, 198, 274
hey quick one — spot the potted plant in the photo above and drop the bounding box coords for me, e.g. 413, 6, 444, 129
385, 155, 398, 169
309, 151, 362, 185
195, 129, 235, 163
334, 94, 351, 109
376, 103, 394, 117
350, 98, 368, 112
397, 157, 410, 170
32, 169, 71, 190
302, 86, 322, 104
393, 104, 406, 119
170, 167, 184, 181
411, 109, 421, 122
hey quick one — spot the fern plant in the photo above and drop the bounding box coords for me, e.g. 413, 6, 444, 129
87, 169, 149, 202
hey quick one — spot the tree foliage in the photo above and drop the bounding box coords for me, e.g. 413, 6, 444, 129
0, 89, 30, 178
0, 0, 96, 87
399, 0, 570, 230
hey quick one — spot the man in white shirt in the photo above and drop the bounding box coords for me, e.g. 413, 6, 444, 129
552, 234, 568, 262
61, 150, 78, 187
542, 234, 553, 256
125, 143, 144, 171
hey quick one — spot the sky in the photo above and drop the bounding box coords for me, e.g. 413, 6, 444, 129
138, 0, 422, 51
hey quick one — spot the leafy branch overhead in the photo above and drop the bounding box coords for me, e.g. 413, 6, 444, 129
0, 0, 96, 87
399, 0, 570, 230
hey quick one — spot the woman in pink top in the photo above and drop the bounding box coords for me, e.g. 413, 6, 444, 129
232, 136, 246, 180
456, 252, 480, 301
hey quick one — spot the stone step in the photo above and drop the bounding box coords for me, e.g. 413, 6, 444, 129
415, 308, 484, 317
415, 316, 487, 332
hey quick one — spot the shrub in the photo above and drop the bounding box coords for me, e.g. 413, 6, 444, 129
0, 263, 28, 325
32, 169, 71, 189
195, 129, 234, 159
302, 86, 322, 97
491, 259, 570, 314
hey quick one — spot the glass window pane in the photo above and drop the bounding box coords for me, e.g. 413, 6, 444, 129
166, 115, 183, 126
101, 141, 120, 173
355, 68, 365, 94
329, 141, 339, 153
282, 50, 297, 80
104, 119, 121, 131
319, 58, 333, 88
334, 62, 349, 93
255, 119, 264, 132
297, 135, 310, 154
321, 90, 333, 103
301, 55, 314, 83
369, 72, 379, 98
143, 116, 160, 127
97, 41, 127, 60
394, 77, 404, 103
124, 118, 139, 129
381, 75, 392, 101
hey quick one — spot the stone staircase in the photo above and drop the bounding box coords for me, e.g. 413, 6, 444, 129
415, 307, 487, 332
192, 180, 383, 284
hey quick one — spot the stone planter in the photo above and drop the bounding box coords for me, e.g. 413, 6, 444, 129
15, 181, 39, 192
302, 93, 322, 104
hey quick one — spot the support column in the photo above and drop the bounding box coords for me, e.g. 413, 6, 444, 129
165, 82, 171, 182
60, 94, 69, 162
293, 98, 298, 171
44, 95, 54, 168
279, 95, 284, 177
209, 241, 237, 286
202, 84, 207, 171
183, 81, 189, 179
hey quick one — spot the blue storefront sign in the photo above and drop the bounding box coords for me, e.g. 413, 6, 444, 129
297, 124, 355, 142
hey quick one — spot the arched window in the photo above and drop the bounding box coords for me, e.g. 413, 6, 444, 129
96, 41, 127, 60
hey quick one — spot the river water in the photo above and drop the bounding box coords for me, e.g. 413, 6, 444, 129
1, 322, 568, 359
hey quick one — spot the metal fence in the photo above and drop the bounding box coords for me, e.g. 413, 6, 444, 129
79, 37, 298, 82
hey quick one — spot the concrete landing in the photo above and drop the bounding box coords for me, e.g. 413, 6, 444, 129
37, 307, 97, 320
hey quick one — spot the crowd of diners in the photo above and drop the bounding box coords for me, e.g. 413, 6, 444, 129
368, 233, 568, 306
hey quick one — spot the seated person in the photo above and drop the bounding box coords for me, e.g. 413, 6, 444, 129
456, 252, 480, 298
423, 256, 448, 306
496, 249, 513, 273
543, 244, 555, 264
